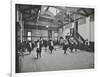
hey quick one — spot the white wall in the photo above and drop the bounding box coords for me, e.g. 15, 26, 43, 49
57, 23, 72, 40
78, 23, 89, 40
63, 28, 70, 38
24, 28, 59, 41
78, 16, 94, 42
60, 16, 94, 42
52, 31, 55, 40
32, 29, 48, 41
32, 30, 48, 37
90, 21, 94, 41
58, 28, 63, 39
62, 23, 72, 39
24, 29, 48, 41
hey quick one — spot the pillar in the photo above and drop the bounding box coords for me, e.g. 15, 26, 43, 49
19, 13, 24, 43
63, 26, 66, 40
71, 22, 75, 36
52, 31, 54, 40
86, 16, 91, 45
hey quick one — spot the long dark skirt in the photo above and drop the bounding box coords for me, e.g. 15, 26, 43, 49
36, 48, 42, 58
69, 44, 74, 52
27, 47, 32, 54
63, 45, 69, 54
49, 46, 54, 53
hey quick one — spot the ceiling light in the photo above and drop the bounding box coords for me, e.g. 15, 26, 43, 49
46, 25, 49, 28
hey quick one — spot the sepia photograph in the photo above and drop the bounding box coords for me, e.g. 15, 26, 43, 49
15, 4, 94, 73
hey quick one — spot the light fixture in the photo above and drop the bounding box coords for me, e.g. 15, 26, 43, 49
46, 25, 48, 28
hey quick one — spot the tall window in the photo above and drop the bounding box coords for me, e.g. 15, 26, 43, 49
27, 32, 31, 41
54, 32, 58, 40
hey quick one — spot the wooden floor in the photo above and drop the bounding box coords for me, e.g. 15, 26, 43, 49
19, 47, 94, 73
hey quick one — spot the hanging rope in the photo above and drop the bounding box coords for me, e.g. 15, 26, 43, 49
36, 7, 41, 38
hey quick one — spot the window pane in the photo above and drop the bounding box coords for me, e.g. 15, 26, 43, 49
28, 32, 31, 36
27, 37, 31, 41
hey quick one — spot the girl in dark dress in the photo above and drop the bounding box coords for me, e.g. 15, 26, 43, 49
36, 39, 43, 58
63, 40, 69, 54
32, 41, 35, 50
68, 38, 74, 53
27, 41, 32, 54
73, 40, 78, 52
49, 40, 54, 54
43, 40, 48, 52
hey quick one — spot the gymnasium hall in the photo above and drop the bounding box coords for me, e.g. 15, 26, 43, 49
15, 4, 94, 73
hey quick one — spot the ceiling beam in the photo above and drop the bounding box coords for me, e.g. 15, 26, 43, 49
24, 24, 57, 31
21, 11, 32, 15
20, 5, 41, 12
38, 16, 53, 23
70, 8, 83, 16
45, 6, 50, 12
72, 12, 88, 17
80, 8, 89, 16
20, 6, 32, 12
23, 15, 32, 20
24, 18, 37, 23
51, 6, 65, 11
64, 13, 74, 22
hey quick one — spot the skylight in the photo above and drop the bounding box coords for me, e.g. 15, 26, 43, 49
48, 7, 60, 16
